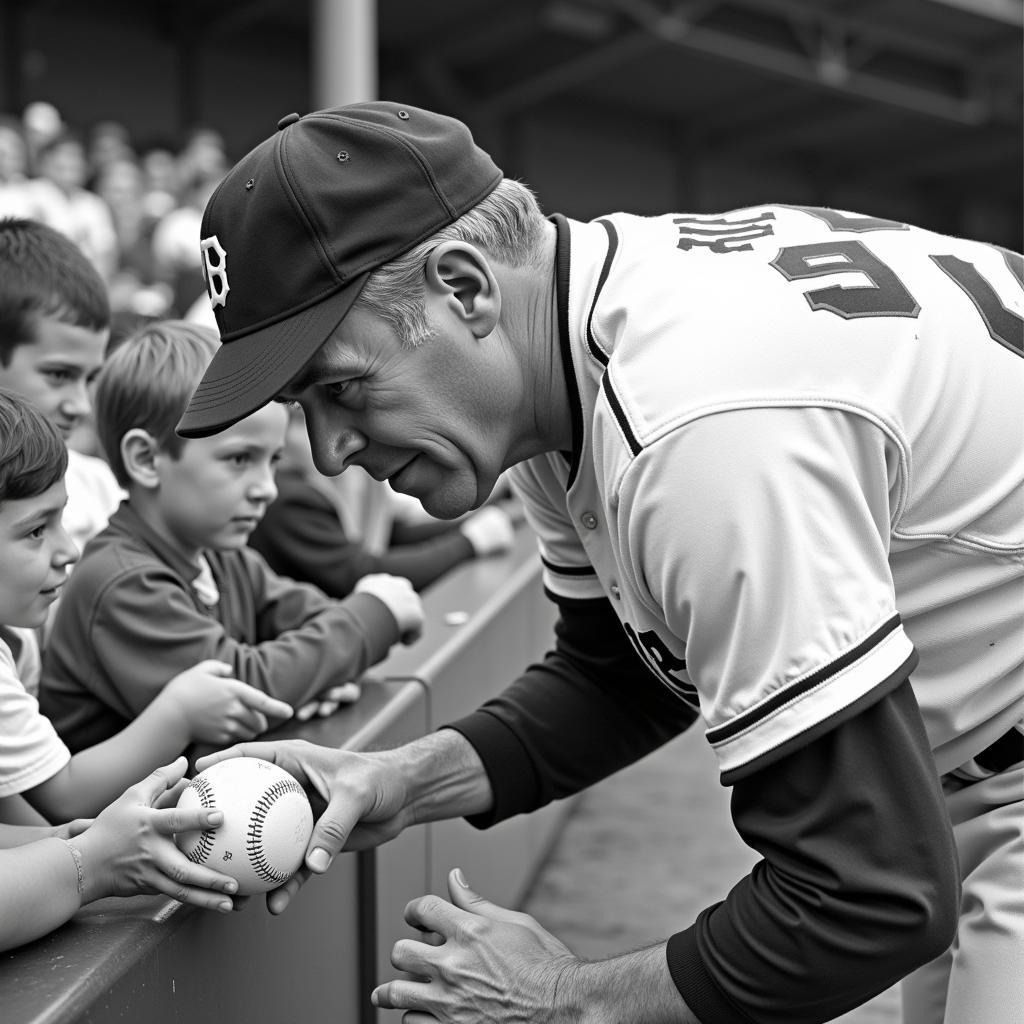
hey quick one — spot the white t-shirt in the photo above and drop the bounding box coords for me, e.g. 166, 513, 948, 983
0, 626, 70, 798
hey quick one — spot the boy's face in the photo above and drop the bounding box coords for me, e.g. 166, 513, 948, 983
0, 317, 108, 441
153, 403, 287, 559
0, 480, 77, 628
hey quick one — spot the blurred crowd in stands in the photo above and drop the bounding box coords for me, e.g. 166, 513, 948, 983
0, 100, 222, 340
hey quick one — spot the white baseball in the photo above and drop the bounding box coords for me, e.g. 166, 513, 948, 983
175, 757, 314, 895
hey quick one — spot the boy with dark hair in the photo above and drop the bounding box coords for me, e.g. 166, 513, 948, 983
0, 387, 289, 824
0, 217, 121, 553
40, 321, 424, 752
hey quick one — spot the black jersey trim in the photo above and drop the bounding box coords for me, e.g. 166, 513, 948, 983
540, 555, 598, 577
552, 214, 585, 491
720, 653, 917, 786
542, 586, 607, 608
707, 613, 904, 745
585, 218, 618, 366
601, 371, 642, 457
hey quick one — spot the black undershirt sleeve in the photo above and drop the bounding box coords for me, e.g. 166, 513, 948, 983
667, 679, 960, 1024
443, 596, 698, 826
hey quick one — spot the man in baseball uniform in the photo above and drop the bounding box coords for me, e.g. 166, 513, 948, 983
182, 103, 1023, 1024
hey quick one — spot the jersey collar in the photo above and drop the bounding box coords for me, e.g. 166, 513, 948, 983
551, 213, 585, 490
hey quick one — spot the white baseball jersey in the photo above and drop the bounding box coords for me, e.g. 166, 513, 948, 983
509, 207, 1024, 782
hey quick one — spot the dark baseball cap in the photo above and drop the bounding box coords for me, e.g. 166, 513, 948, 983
176, 101, 502, 438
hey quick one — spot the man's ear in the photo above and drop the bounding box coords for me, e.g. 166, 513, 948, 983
120, 428, 162, 489
424, 241, 500, 338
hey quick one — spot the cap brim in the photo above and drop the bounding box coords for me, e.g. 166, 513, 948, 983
176, 272, 370, 438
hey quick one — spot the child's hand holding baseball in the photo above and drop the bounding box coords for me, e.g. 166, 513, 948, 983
67, 757, 239, 910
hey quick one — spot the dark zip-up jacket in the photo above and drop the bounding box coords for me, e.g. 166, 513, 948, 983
40, 502, 401, 752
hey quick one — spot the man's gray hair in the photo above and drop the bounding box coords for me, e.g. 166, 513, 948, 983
354, 178, 548, 346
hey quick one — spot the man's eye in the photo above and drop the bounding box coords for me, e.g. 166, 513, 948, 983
326, 381, 351, 400
43, 369, 74, 383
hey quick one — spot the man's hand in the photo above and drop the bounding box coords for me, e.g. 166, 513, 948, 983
371, 868, 578, 1023
194, 740, 415, 914
372, 869, 702, 1023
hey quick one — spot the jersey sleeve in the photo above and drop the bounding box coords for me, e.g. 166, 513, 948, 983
616, 404, 917, 783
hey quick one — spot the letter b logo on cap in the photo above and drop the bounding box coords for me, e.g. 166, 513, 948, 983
200, 235, 230, 308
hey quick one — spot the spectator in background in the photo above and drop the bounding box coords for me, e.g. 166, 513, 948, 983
20, 101, 62, 177
0, 113, 70, 229
249, 403, 517, 597
85, 120, 134, 190
176, 126, 228, 187
94, 157, 171, 320
0, 116, 35, 221
28, 130, 118, 283
138, 145, 180, 221
151, 167, 222, 317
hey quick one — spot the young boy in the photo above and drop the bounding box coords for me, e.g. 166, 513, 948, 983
0, 217, 122, 554
0, 387, 291, 825
40, 321, 424, 752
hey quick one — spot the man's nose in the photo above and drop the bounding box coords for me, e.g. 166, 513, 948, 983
306, 413, 366, 476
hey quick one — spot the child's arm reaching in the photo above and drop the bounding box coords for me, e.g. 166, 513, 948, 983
292, 574, 426, 720
25, 661, 293, 822
0, 758, 238, 953
0, 817, 89, 850
69, 559, 423, 717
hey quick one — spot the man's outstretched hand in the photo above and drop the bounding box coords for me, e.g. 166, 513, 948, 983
194, 740, 412, 914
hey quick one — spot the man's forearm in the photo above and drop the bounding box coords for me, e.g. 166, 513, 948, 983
385, 728, 495, 826
560, 944, 700, 1024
